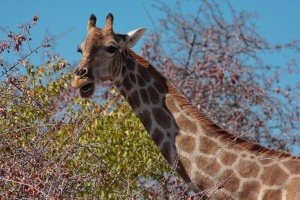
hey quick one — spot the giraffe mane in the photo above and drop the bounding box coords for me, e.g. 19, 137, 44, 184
128, 48, 298, 160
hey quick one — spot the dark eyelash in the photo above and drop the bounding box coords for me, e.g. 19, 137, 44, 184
77, 46, 82, 53
106, 46, 117, 54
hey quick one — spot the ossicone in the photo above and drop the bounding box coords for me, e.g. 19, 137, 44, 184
88, 13, 97, 32
105, 13, 114, 32
90, 14, 96, 21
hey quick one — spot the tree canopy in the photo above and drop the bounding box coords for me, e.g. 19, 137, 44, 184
0, 0, 299, 199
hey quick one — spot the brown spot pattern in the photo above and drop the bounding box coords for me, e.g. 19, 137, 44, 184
213, 193, 231, 200
127, 49, 296, 161
119, 89, 126, 99
283, 159, 300, 174
152, 108, 171, 129
259, 158, 273, 165
130, 90, 140, 108
129, 73, 136, 84
126, 58, 136, 71
262, 190, 282, 200
176, 134, 196, 153
147, 86, 160, 104
124, 49, 129, 57
127, 96, 135, 110
161, 142, 172, 164
178, 155, 192, 177
195, 172, 214, 190
137, 74, 146, 87
176, 156, 192, 183
261, 164, 288, 186
139, 89, 150, 105
123, 75, 133, 91
219, 151, 237, 166
175, 115, 197, 134
121, 64, 126, 76
238, 159, 260, 178
154, 82, 165, 93
165, 95, 180, 113
199, 136, 219, 155
138, 110, 152, 132
152, 128, 164, 146
121, 52, 127, 62
220, 169, 240, 192
285, 177, 300, 200
138, 66, 152, 82
238, 181, 260, 200
195, 155, 221, 176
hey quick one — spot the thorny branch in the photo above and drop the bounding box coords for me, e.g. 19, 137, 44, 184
142, 0, 300, 152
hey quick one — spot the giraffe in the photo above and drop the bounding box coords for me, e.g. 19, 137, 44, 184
71, 13, 300, 199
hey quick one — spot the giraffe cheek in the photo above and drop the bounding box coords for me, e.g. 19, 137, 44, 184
95, 67, 110, 82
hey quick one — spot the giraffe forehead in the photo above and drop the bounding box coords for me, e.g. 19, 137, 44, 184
86, 28, 125, 47
85, 30, 114, 47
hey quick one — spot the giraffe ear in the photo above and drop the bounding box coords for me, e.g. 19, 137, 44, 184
125, 28, 147, 48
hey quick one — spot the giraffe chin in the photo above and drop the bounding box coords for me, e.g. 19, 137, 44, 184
79, 83, 95, 98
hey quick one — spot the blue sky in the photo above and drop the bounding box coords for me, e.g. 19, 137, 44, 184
1, 1, 300, 153
1, 0, 300, 65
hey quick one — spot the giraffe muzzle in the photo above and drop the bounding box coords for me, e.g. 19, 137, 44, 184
71, 75, 95, 98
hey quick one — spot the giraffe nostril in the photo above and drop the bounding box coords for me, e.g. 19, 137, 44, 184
77, 68, 88, 77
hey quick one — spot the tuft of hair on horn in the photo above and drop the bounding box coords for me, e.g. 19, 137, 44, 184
105, 13, 114, 31
88, 13, 97, 31
90, 14, 96, 21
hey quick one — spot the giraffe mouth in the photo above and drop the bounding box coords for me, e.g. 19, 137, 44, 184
79, 83, 95, 98
71, 76, 95, 98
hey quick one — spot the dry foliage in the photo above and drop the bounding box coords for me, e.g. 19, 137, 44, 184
141, 0, 300, 152
1, 0, 300, 199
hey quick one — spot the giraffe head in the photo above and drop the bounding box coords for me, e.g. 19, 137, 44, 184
71, 13, 146, 98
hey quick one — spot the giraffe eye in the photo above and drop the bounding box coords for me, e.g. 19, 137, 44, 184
106, 45, 117, 54
77, 45, 82, 54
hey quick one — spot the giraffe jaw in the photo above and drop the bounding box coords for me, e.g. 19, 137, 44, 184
71, 76, 95, 98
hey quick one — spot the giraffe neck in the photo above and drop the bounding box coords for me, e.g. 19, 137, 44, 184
113, 48, 300, 199
114, 48, 185, 163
